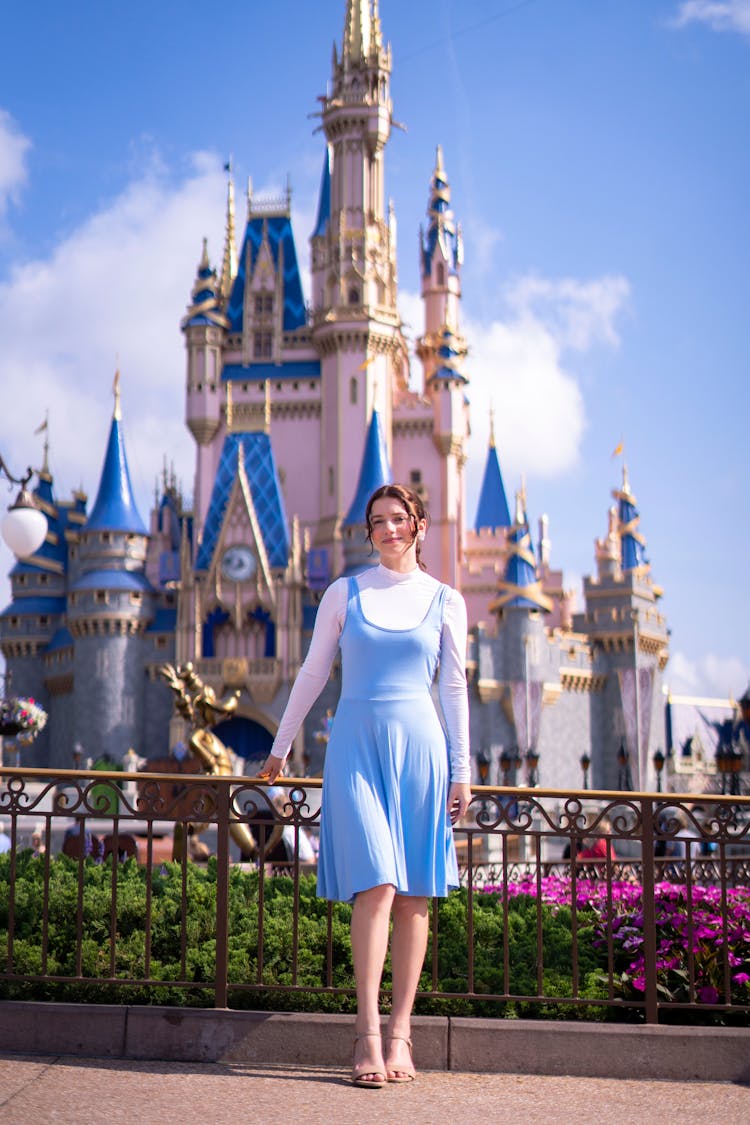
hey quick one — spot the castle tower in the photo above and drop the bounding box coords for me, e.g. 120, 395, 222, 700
183, 239, 228, 546
310, 0, 409, 572
416, 145, 466, 381
66, 375, 156, 762
423, 326, 470, 586
574, 463, 669, 789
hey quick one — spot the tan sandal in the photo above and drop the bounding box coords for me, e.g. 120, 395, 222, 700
351, 1032, 387, 1089
384, 1034, 416, 1083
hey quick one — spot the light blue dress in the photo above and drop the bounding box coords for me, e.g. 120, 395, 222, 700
317, 577, 459, 902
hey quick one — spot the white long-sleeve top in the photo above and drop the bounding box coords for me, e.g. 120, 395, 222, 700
270, 564, 471, 783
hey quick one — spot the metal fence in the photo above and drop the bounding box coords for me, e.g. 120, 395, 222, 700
1, 766, 749, 1024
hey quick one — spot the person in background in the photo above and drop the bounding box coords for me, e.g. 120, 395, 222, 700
260, 484, 471, 1088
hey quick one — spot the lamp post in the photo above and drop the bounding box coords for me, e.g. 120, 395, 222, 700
0, 457, 47, 557
652, 748, 665, 793
499, 749, 512, 787
476, 748, 490, 786
617, 742, 632, 791
525, 747, 540, 788
580, 753, 591, 790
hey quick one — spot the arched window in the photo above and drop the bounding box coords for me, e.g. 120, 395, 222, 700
350, 377, 358, 405
348, 286, 360, 305
436, 263, 445, 286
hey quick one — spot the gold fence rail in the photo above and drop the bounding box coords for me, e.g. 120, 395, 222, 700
1, 767, 749, 1024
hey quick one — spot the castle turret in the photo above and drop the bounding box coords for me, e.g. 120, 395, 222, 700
575, 463, 668, 789
424, 325, 470, 586
67, 375, 156, 762
490, 489, 553, 615
417, 145, 465, 381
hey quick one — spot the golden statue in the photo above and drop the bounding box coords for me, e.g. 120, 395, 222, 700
159, 662, 257, 859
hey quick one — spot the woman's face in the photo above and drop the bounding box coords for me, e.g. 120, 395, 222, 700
369, 496, 425, 568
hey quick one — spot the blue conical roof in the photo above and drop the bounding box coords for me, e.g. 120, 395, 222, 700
343, 407, 392, 526
613, 465, 649, 574
312, 147, 331, 238
86, 410, 147, 534
474, 442, 511, 532
490, 493, 552, 613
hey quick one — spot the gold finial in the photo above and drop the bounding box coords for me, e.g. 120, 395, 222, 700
220, 158, 237, 300
621, 460, 631, 496
226, 379, 233, 429
113, 368, 122, 421
264, 378, 271, 433
488, 401, 496, 449
435, 143, 444, 175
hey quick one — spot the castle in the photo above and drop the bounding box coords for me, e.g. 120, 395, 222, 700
1, 1, 674, 792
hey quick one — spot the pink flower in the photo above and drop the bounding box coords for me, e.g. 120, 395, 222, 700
697, 985, 719, 1004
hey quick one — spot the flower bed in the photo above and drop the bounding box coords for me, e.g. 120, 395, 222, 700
483, 875, 750, 1011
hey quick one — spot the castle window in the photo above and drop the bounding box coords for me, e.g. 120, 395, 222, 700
10, 616, 18, 628
255, 293, 274, 316
328, 466, 334, 496
348, 286, 360, 305
40, 616, 49, 627
350, 376, 358, 405
130, 592, 142, 605
39, 574, 49, 585
101, 533, 111, 544
95, 591, 108, 605
254, 332, 273, 358
437, 263, 445, 286
155, 636, 168, 650
410, 470, 422, 485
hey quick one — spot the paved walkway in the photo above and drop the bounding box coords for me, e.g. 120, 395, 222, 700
1, 1053, 748, 1125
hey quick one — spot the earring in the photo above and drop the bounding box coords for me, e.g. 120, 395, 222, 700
418, 532, 426, 543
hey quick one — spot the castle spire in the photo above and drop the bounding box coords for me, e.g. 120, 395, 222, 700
219, 159, 237, 302
489, 487, 552, 613
343, 405, 392, 527
613, 463, 649, 575
474, 412, 511, 533
343, 0, 382, 65
86, 374, 147, 534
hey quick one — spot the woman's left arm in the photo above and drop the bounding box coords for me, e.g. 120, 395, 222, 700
438, 589, 472, 818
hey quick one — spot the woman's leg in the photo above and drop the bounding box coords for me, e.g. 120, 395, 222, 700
385, 894, 429, 1078
350, 883, 395, 1082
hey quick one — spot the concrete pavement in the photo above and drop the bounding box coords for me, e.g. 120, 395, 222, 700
1, 1053, 748, 1125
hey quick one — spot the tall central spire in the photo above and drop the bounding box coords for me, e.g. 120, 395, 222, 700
343, 0, 381, 65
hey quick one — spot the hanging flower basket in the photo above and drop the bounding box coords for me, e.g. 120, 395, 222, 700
0, 697, 48, 744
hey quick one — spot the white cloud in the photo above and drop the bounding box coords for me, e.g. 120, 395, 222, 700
0, 110, 31, 220
399, 273, 629, 510
672, 1, 750, 35
464, 274, 628, 506
666, 650, 750, 698
0, 149, 228, 519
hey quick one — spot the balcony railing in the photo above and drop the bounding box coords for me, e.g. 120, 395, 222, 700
1, 767, 749, 1024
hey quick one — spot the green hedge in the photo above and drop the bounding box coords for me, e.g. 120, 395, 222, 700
0, 850, 716, 1023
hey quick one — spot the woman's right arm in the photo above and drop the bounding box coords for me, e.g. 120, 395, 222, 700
259, 580, 344, 781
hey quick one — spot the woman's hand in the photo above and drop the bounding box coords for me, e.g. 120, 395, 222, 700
258, 753, 286, 784
447, 781, 472, 824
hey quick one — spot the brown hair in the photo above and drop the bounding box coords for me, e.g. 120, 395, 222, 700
365, 484, 429, 572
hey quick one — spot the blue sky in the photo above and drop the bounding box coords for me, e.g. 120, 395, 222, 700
0, 0, 748, 699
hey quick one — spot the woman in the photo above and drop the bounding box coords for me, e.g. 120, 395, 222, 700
260, 483, 472, 1088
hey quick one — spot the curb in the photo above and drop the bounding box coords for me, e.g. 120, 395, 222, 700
1, 1002, 749, 1083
